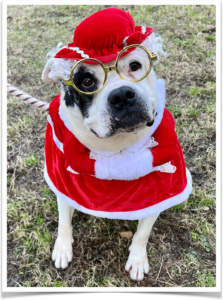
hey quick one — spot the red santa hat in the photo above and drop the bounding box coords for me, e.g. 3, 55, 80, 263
54, 8, 153, 63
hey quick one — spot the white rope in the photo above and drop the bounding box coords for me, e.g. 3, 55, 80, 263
7, 83, 49, 111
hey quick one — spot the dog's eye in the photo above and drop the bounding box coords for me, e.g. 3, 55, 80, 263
129, 61, 141, 72
82, 78, 94, 87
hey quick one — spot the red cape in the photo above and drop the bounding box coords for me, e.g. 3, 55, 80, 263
44, 80, 192, 220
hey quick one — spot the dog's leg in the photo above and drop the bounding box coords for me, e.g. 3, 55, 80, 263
52, 197, 75, 269
125, 214, 159, 281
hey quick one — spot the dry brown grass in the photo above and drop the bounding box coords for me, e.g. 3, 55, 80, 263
7, 5, 216, 287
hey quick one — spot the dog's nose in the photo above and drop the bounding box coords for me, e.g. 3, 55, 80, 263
108, 86, 136, 109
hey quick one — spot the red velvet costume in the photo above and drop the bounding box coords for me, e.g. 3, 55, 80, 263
43, 8, 192, 219
54, 8, 154, 63
44, 79, 192, 220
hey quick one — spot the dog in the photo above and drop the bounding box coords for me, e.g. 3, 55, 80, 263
42, 8, 192, 281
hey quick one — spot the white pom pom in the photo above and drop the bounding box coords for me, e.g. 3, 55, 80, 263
140, 32, 167, 65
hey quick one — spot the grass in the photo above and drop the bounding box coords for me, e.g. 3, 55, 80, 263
52, 281, 68, 287
195, 272, 215, 287
25, 153, 39, 166
77, 5, 90, 10
206, 35, 215, 41
173, 38, 195, 49
188, 87, 201, 95
169, 203, 184, 211
7, 4, 216, 288
168, 105, 181, 116
187, 108, 200, 116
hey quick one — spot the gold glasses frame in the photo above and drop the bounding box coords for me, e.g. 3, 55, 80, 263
58, 44, 158, 96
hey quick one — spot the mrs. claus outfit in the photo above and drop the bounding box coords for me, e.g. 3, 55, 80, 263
44, 8, 193, 220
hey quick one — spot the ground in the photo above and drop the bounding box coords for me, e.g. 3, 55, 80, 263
7, 5, 216, 287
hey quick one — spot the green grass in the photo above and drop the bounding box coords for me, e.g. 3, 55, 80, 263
25, 153, 39, 166
206, 35, 215, 41
173, 38, 195, 49
146, 5, 152, 11
24, 116, 33, 124
202, 17, 211, 23
188, 87, 201, 95
187, 191, 215, 208
187, 108, 200, 116
169, 203, 184, 211
189, 11, 200, 18
168, 105, 181, 116
206, 104, 216, 118
196, 271, 215, 287
22, 281, 33, 287
207, 51, 216, 58
132, 220, 138, 231
41, 186, 55, 200
77, 5, 90, 10
52, 281, 67, 287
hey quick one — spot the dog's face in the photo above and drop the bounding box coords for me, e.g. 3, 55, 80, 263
61, 49, 158, 139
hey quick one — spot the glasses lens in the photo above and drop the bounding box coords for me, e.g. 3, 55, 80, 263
71, 59, 106, 94
117, 46, 151, 82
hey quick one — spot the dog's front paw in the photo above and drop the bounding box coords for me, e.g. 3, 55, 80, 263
52, 235, 74, 269
125, 243, 149, 281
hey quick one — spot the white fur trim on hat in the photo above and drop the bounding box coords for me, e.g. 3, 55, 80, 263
139, 32, 166, 65
68, 47, 89, 58
123, 36, 129, 47
141, 26, 146, 34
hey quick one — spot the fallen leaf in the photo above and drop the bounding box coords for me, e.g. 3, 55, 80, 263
120, 231, 133, 239
202, 206, 210, 211
57, 20, 68, 24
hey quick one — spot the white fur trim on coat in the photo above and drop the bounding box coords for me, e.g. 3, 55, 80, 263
44, 165, 193, 220
95, 148, 153, 180
58, 103, 74, 132
47, 115, 64, 153
147, 78, 165, 138
90, 137, 158, 160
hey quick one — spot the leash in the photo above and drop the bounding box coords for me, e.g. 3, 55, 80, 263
7, 83, 49, 111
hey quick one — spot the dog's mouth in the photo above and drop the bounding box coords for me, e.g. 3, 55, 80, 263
90, 128, 101, 138
90, 112, 157, 138
90, 116, 155, 138
119, 118, 155, 133
116, 112, 156, 133
120, 122, 146, 133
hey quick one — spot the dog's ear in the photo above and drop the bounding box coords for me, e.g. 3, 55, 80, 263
42, 42, 71, 84
42, 58, 57, 84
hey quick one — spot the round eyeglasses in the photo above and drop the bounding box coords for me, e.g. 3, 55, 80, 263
58, 44, 158, 96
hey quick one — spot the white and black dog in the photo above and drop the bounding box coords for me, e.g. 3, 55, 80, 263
42, 8, 192, 281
